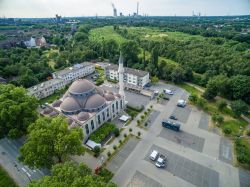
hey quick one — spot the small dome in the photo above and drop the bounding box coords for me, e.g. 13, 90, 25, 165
104, 93, 115, 101
77, 112, 90, 121
115, 93, 121, 98
69, 79, 95, 94
43, 107, 53, 114
49, 111, 58, 117
60, 97, 81, 113
96, 87, 104, 96
52, 100, 62, 107
68, 118, 74, 125
85, 94, 106, 110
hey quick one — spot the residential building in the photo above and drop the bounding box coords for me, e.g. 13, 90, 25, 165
27, 79, 66, 99
52, 62, 95, 84
106, 64, 150, 87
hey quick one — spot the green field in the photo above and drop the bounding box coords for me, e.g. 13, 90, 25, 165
221, 119, 247, 136
89, 26, 127, 44
0, 166, 18, 187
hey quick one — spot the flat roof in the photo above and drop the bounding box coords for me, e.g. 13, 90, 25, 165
27, 78, 64, 95
53, 62, 93, 76
106, 64, 149, 77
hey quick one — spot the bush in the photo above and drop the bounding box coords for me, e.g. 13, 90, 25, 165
124, 133, 127, 138
89, 123, 116, 143
119, 140, 122, 144
147, 108, 150, 112
231, 100, 248, 117
98, 168, 114, 183
137, 120, 140, 125
247, 129, 250, 136
129, 128, 132, 133
107, 151, 111, 157
223, 127, 232, 134
212, 113, 224, 124
217, 100, 227, 111
113, 128, 120, 137
189, 94, 198, 103
93, 146, 101, 157
144, 122, 148, 127
137, 131, 141, 137
113, 145, 117, 150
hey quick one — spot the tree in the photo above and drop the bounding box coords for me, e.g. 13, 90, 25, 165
231, 100, 248, 117
113, 128, 120, 137
28, 161, 116, 187
19, 116, 84, 168
0, 84, 38, 138
121, 41, 139, 67
203, 78, 218, 100
212, 113, 224, 125
151, 75, 159, 85
217, 100, 227, 111
93, 146, 101, 157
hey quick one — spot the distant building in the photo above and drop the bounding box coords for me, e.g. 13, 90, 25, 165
52, 62, 95, 84
0, 77, 7, 84
27, 79, 66, 99
28, 62, 95, 99
106, 64, 149, 88
24, 36, 47, 48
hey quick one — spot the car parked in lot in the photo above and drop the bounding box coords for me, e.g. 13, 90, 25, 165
162, 120, 181, 131
149, 150, 159, 161
177, 100, 186, 107
163, 89, 174, 95
155, 154, 167, 168
169, 115, 177, 120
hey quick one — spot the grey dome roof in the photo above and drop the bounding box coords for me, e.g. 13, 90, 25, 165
52, 100, 62, 107
60, 97, 81, 113
85, 94, 106, 110
96, 87, 104, 96
69, 79, 95, 94
77, 112, 90, 121
104, 93, 115, 101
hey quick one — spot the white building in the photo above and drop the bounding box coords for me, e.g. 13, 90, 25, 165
106, 64, 150, 88
52, 62, 95, 84
48, 79, 125, 141
27, 79, 66, 99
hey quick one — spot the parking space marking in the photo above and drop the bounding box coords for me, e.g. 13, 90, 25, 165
145, 145, 219, 187
158, 128, 205, 152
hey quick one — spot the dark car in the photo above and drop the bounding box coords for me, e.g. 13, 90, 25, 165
169, 115, 177, 120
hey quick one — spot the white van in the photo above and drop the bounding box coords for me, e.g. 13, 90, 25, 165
149, 150, 159, 161
164, 89, 174, 95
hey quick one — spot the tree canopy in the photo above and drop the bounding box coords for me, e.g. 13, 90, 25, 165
28, 161, 116, 187
19, 116, 84, 168
0, 84, 38, 138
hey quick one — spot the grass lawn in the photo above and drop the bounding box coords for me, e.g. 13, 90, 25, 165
89, 26, 127, 45
0, 165, 18, 187
220, 119, 247, 136
235, 138, 250, 169
177, 82, 202, 96
39, 87, 68, 104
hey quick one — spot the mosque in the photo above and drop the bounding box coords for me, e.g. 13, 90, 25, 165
49, 53, 126, 141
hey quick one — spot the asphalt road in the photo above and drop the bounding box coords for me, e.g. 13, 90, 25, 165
0, 138, 47, 187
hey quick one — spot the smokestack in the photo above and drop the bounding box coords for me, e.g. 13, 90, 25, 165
137, 2, 139, 16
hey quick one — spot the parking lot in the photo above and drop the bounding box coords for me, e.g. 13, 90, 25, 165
158, 128, 205, 152
110, 82, 242, 187
100, 84, 150, 108
145, 145, 219, 187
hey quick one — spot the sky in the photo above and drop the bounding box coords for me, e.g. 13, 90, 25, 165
0, 0, 249, 18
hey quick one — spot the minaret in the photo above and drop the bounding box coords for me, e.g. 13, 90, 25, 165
118, 52, 125, 98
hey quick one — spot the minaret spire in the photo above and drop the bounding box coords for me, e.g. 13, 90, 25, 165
118, 52, 125, 98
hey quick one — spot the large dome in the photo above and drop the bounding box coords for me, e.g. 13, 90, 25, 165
77, 112, 90, 121
96, 86, 104, 96
69, 79, 95, 95
60, 97, 81, 113
85, 94, 106, 110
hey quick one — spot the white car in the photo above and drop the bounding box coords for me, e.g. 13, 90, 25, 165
163, 89, 174, 95
177, 100, 187, 107
155, 154, 167, 168
149, 150, 159, 161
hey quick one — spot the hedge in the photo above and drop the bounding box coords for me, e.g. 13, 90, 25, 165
89, 123, 116, 143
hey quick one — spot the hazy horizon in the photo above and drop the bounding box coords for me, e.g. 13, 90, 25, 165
0, 0, 250, 18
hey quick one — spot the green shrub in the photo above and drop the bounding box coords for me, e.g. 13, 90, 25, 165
89, 123, 116, 143
247, 129, 250, 136
217, 100, 227, 111
98, 168, 114, 183
119, 140, 122, 144
129, 128, 132, 132
223, 127, 232, 134
107, 151, 111, 157
113, 145, 117, 150
113, 128, 120, 137
137, 131, 141, 137
124, 133, 127, 138
93, 146, 101, 157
